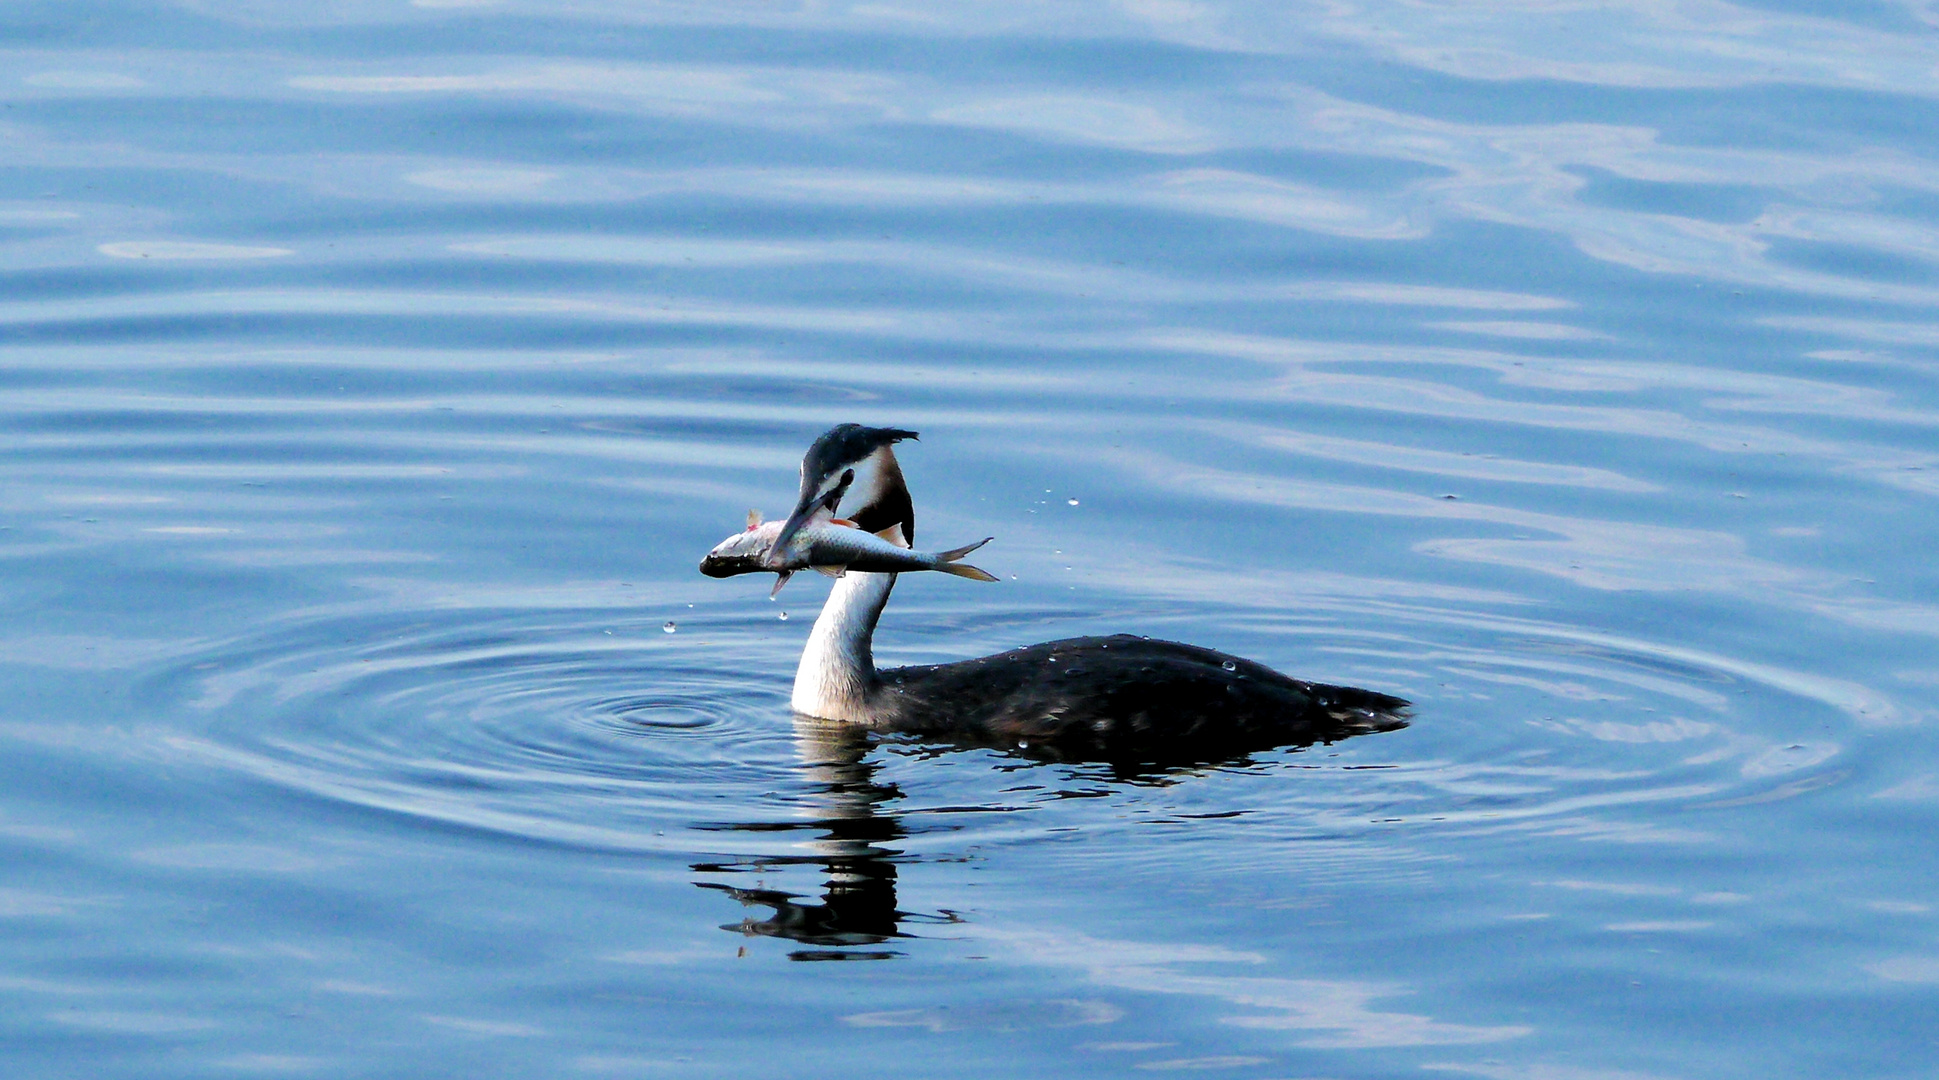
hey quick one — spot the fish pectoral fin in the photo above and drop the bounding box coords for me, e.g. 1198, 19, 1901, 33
872, 522, 909, 548
813, 564, 848, 578
769, 570, 793, 598
830, 518, 858, 529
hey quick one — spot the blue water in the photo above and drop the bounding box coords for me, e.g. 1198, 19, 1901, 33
5, 2, 1939, 1076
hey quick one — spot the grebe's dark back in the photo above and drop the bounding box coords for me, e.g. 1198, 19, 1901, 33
866, 633, 1407, 762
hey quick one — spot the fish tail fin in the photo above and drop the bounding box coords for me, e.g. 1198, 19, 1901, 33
938, 537, 992, 561
937, 537, 998, 582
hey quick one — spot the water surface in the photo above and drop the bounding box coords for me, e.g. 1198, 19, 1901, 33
4, 2, 1939, 1077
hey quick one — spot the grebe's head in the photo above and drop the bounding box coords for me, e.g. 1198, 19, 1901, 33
764, 424, 916, 568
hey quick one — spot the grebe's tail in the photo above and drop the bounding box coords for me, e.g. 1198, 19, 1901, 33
1313, 684, 1412, 733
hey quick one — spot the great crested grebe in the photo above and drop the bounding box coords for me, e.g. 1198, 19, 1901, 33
717, 424, 1410, 761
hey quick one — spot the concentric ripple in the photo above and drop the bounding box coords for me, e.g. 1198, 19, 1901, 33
146, 602, 804, 853
138, 589, 1866, 874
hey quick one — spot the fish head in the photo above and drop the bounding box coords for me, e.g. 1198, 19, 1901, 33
699, 517, 782, 578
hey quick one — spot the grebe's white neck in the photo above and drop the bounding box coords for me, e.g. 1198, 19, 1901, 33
791, 570, 895, 721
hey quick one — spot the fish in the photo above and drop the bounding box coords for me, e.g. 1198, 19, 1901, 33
699, 508, 997, 597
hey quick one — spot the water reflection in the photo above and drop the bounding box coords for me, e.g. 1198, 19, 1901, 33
693, 704, 1415, 959
694, 720, 933, 962
9, 0, 1939, 1071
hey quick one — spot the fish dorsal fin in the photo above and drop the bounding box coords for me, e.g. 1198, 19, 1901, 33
872, 522, 909, 549
814, 565, 847, 578
746, 509, 763, 530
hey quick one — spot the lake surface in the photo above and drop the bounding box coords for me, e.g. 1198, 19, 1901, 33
5, 2, 1939, 1076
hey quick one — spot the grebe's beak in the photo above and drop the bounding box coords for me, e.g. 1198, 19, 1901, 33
764, 469, 852, 570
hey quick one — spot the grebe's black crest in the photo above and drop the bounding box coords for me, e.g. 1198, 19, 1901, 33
801, 425, 918, 496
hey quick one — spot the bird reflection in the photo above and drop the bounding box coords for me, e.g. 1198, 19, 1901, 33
694, 713, 1399, 960
693, 718, 956, 962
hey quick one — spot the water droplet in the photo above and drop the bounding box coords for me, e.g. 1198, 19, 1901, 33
1067, 498, 1079, 506
777, 611, 788, 621
662, 621, 677, 634
1221, 660, 1237, 672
